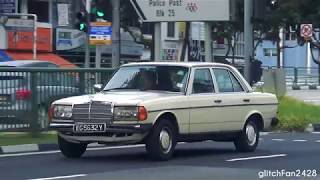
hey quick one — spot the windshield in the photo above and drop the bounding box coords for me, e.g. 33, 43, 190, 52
104, 65, 189, 93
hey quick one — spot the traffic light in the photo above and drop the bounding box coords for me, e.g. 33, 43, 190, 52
75, 12, 88, 32
254, 0, 279, 21
268, 0, 279, 10
91, 0, 111, 21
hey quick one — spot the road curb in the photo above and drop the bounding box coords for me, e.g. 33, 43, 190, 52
305, 123, 320, 133
312, 123, 320, 132
0, 143, 106, 155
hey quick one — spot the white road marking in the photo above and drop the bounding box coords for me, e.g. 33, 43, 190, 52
316, 140, 320, 143
272, 139, 285, 142
28, 174, 87, 180
312, 132, 320, 134
226, 154, 287, 162
292, 139, 307, 142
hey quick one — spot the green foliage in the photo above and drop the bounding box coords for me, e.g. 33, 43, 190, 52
277, 96, 320, 131
0, 132, 57, 146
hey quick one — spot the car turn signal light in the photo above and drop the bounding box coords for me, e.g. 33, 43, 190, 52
138, 106, 148, 121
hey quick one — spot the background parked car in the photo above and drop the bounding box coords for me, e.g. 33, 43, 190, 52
0, 60, 79, 130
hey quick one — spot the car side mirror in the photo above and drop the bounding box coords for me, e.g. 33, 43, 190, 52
93, 84, 103, 92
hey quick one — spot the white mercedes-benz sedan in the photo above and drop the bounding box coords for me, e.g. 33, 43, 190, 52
49, 62, 278, 160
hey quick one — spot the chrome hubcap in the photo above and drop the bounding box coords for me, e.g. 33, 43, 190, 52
246, 123, 257, 146
159, 128, 172, 154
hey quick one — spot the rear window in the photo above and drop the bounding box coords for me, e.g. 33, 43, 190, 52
0, 76, 27, 89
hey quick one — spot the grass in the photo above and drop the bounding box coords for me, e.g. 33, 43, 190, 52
277, 96, 320, 131
0, 132, 57, 146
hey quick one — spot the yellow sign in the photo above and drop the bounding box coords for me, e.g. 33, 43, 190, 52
89, 22, 112, 45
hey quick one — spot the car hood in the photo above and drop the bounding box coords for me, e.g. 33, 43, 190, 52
53, 91, 180, 106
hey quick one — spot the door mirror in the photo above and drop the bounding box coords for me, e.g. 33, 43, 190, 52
93, 84, 103, 92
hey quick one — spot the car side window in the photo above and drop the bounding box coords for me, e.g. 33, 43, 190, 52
213, 69, 244, 93
192, 69, 214, 94
229, 72, 244, 92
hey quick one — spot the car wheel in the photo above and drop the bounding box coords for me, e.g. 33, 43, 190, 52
38, 105, 48, 129
58, 135, 87, 158
145, 120, 177, 161
234, 120, 259, 152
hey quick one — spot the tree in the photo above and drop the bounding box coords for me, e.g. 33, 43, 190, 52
119, 0, 152, 47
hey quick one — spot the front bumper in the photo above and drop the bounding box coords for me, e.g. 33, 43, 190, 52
50, 121, 153, 144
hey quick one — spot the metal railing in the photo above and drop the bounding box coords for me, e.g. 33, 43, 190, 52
0, 68, 115, 132
262, 66, 320, 87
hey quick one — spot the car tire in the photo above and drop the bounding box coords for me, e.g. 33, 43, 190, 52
234, 120, 259, 152
58, 135, 87, 158
145, 120, 177, 161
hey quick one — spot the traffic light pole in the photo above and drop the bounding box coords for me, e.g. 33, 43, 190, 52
111, 0, 120, 68
244, 0, 254, 83
85, 0, 92, 68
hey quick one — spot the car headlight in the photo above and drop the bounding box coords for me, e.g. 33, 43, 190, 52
53, 105, 72, 119
114, 106, 148, 121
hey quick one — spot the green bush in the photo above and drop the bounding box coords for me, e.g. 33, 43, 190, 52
277, 96, 320, 131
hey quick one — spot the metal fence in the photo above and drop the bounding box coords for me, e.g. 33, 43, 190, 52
0, 68, 115, 132
262, 66, 320, 87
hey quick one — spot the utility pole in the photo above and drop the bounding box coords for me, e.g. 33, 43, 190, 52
85, 0, 91, 68
154, 22, 161, 61
205, 22, 213, 62
279, 27, 285, 68
244, 0, 254, 82
111, 0, 120, 68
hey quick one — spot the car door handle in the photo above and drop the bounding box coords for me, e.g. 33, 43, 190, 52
214, 100, 222, 103
243, 99, 250, 102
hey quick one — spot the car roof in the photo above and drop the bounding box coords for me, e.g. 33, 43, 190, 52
121, 61, 233, 68
0, 60, 57, 67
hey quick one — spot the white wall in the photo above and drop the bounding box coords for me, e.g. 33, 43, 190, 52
0, 25, 7, 49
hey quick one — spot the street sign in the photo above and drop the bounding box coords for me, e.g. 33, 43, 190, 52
300, 24, 313, 39
0, 0, 17, 14
130, 0, 230, 22
89, 22, 112, 45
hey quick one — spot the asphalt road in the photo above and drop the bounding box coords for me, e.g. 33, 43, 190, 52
1, 133, 320, 180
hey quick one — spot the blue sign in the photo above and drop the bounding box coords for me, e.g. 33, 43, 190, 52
0, 0, 16, 14
90, 26, 112, 36
89, 22, 112, 45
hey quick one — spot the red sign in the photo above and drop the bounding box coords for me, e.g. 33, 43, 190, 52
300, 24, 313, 39
7, 27, 52, 52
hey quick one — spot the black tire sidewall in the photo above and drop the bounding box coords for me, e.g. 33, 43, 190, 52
146, 120, 177, 160
58, 135, 87, 158
235, 120, 259, 152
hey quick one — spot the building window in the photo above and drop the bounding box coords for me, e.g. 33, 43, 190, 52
263, 48, 277, 57
167, 22, 175, 38
28, 0, 49, 22
285, 26, 297, 41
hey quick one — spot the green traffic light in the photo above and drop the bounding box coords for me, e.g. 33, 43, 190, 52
97, 11, 104, 17
80, 23, 86, 31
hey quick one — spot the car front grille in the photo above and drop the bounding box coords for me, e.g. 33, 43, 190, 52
72, 101, 113, 123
